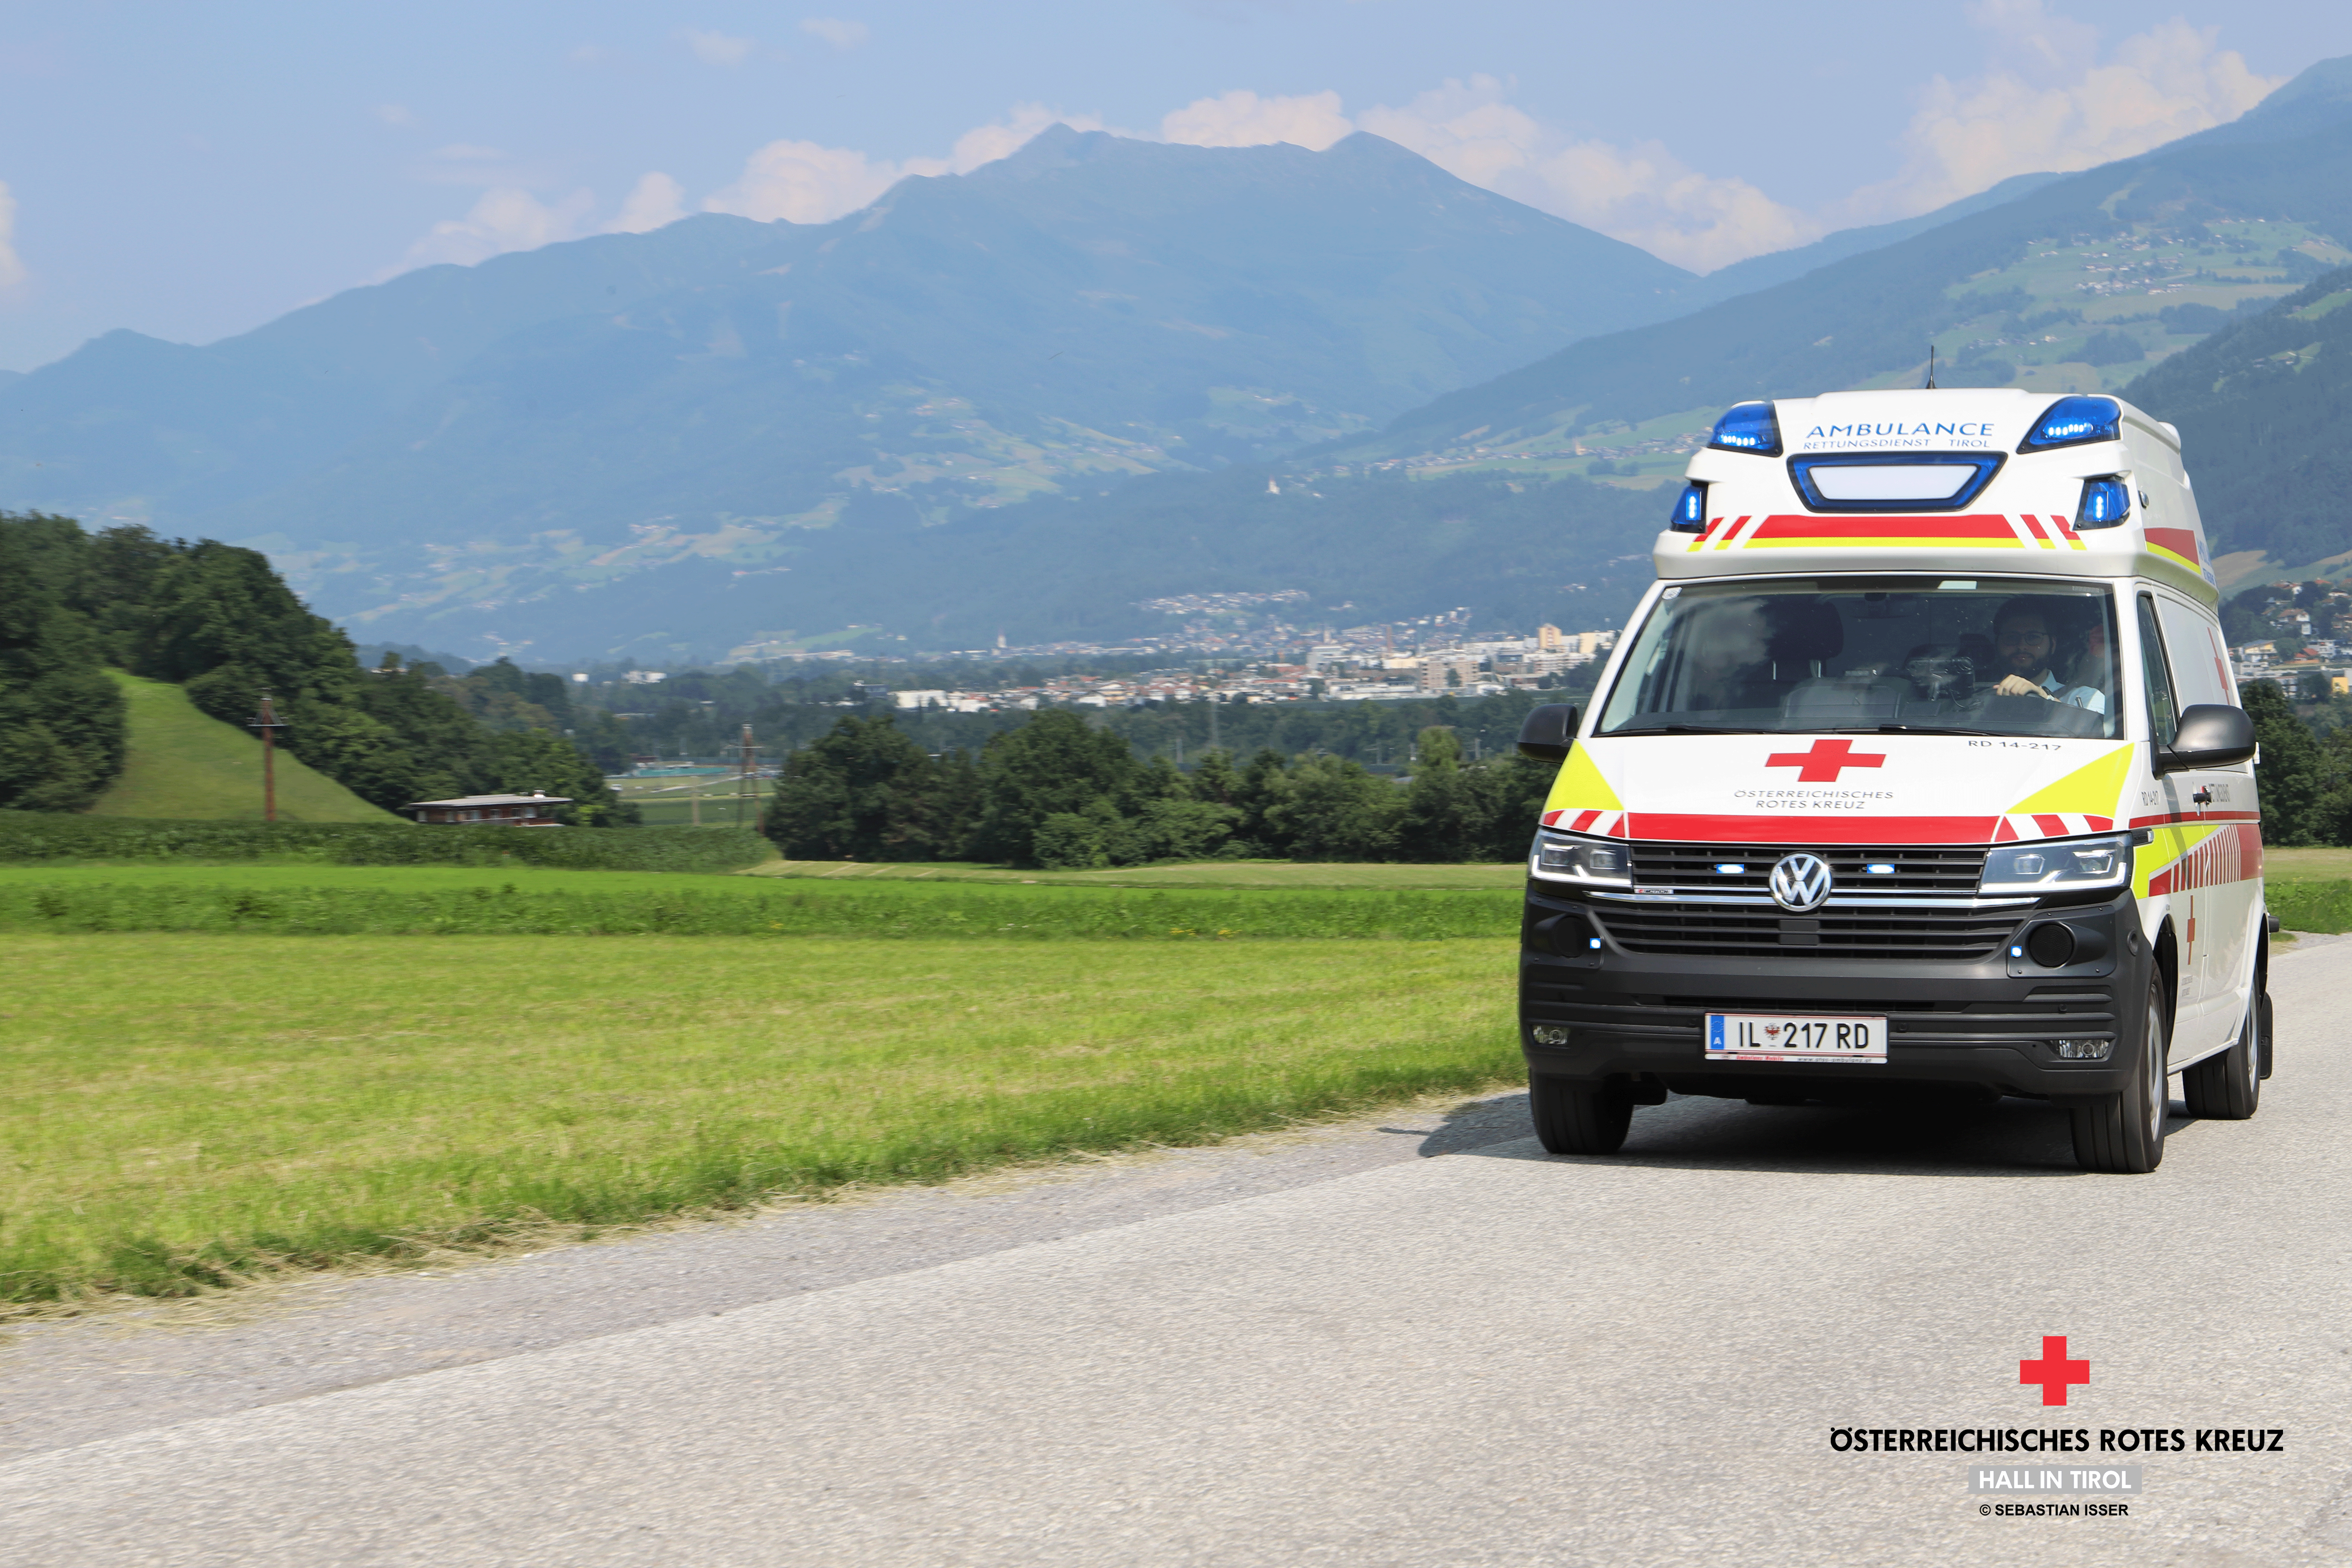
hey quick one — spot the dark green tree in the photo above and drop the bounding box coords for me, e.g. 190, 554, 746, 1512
2243, 679, 2325, 845
1400, 727, 1484, 862
1261, 753, 1404, 861
0, 513, 126, 811
967, 709, 1141, 866
763, 714, 974, 860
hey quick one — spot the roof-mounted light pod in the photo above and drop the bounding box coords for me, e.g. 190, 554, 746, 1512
1707, 401, 1781, 456
2076, 476, 2132, 528
2019, 395, 2121, 453
1669, 482, 1707, 533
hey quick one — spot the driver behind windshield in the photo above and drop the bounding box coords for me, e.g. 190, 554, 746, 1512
1989, 598, 2107, 713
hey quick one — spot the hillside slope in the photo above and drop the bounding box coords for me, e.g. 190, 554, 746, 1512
2122, 263, 2352, 570
1352, 55, 2352, 468
88, 671, 400, 823
1, 129, 1697, 650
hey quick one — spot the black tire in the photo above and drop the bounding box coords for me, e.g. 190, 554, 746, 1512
1531, 1076, 1633, 1155
2070, 975, 2170, 1174
2183, 994, 2261, 1120
2257, 989, 2275, 1081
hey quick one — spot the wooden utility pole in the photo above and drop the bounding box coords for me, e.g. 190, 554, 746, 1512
247, 692, 288, 822
736, 723, 759, 828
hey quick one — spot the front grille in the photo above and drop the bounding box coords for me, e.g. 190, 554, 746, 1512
1589, 902, 2017, 960
1628, 842, 1986, 896
1524, 980, 2115, 1039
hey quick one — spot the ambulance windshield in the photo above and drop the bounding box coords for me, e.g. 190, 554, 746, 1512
1596, 576, 2120, 740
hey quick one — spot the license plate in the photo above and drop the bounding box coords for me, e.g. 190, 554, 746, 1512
1705, 1012, 1887, 1064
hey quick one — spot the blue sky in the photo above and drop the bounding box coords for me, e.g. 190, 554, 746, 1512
3, 0, 2350, 372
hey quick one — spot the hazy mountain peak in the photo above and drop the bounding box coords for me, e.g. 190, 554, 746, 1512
2171, 52, 2352, 149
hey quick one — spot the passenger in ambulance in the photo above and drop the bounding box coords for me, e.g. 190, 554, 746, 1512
1989, 599, 2107, 713
2065, 615, 2115, 711
1677, 596, 1775, 711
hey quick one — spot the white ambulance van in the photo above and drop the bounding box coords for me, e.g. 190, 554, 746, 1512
1514, 389, 2266, 1174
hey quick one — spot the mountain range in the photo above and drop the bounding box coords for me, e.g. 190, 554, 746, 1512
9, 58, 2352, 662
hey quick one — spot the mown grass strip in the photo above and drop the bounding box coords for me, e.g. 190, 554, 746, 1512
1, 934, 1519, 1305
0, 876, 1519, 940
0, 812, 768, 873
2268, 878, 2352, 934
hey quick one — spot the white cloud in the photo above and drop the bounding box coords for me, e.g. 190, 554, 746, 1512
1358, 78, 1817, 271
686, 29, 757, 67
398, 187, 596, 270
1160, 89, 1351, 151
800, 17, 868, 49
372, 103, 412, 126
1836, 2, 2283, 222
0, 181, 26, 289
608, 173, 688, 233
701, 141, 897, 226
704, 104, 1103, 225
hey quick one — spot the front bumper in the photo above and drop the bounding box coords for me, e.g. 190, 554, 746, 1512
1518, 882, 2151, 1101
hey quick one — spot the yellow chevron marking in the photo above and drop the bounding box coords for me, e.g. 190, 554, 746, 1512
1542, 743, 1623, 818
2007, 744, 2134, 818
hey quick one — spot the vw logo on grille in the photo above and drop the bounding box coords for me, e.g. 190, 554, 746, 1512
1769, 852, 1834, 913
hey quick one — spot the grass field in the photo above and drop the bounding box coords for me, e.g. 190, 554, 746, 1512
2260, 847, 2352, 881
0, 862, 1517, 940
747, 859, 1527, 888
87, 672, 396, 823
1, 933, 1517, 1305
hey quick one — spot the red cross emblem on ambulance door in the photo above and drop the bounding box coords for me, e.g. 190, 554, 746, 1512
1764, 738, 1887, 782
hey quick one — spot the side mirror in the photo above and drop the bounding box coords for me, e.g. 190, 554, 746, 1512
2159, 703, 2256, 773
1517, 704, 1581, 763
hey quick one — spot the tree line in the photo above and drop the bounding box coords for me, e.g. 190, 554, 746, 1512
2242, 678, 2352, 846
0, 512, 622, 821
602, 661, 1599, 776
763, 709, 1555, 868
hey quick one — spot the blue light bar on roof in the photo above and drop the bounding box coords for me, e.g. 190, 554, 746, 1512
1708, 401, 1781, 456
2020, 395, 2121, 453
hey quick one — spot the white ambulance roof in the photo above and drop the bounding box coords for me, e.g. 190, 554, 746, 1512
1660, 388, 2215, 605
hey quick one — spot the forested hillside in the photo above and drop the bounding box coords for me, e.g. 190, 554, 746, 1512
2121, 263, 2352, 569
0, 512, 622, 819
1353, 57, 2352, 472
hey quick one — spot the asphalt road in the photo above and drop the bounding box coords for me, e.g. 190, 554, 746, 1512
6, 942, 2350, 1566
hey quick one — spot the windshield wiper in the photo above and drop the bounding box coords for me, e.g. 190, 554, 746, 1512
1602, 723, 1753, 736
1867, 723, 1998, 736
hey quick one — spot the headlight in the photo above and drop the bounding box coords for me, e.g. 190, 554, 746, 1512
1531, 830, 1631, 886
1981, 833, 2131, 894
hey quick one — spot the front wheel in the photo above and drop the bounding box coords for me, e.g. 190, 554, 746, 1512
1531, 1076, 1633, 1155
2183, 991, 2262, 1120
2070, 976, 2170, 1173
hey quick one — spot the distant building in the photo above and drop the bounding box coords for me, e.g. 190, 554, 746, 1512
406, 792, 570, 826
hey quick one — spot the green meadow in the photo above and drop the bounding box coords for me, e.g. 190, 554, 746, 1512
11, 841, 2345, 1311
2, 930, 1517, 1306
0, 862, 1516, 940
88, 672, 395, 823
